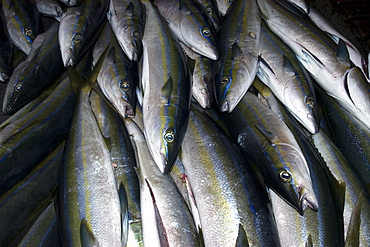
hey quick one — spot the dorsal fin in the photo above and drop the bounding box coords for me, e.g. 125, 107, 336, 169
337, 38, 351, 67
344, 190, 364, 247
126, 2, 134, 13
254, 123, 278, 144
179, 0, 190, 15
80, 219, 99, 247
119, 183, 129, 246
283, 55, 296, 76
235, 224, 249, 247
161, 77, 173, 101
305, 234, 313, 247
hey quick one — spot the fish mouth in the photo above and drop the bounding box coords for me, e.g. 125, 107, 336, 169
305, 113, 319, 134
298, 186, 319, 215
0, 72, 9, 82
220, 99, 229, 112
62, 49, 75, 67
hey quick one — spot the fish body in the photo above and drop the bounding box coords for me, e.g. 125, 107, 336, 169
140, 0, 191, 173
2, 0, 41, 55
107, 0, 144, 61
214, 0, 232, 17
0, 72, 76, 197
312, 129, 370, 245
58, 83, 123, 247
153, 0, 219, 60
194, 0, 220, 31
257, 20, 319, 134
59, 0, 109, 67
0, 143, 64, 246
93, 23, 138, 118
222, 91, 318, 214
181, 104, 280, 246
256, 0, 370, 129
90, 90, 142, 246
214, 0, 261, 112
3, 21, 65, 114
0, 5, 13, 82
123, 118, 200, 247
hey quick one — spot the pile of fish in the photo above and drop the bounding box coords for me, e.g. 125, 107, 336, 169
0, 0, 370, 246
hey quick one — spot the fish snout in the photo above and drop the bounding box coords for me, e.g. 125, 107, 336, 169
62, 48, 75, 67
299, 186, 319, 213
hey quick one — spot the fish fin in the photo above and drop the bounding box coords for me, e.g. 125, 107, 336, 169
344, 190, 364, 247
283, 55, 296, 76
296, 49, 323, 72
107, 45, 116, 64
232, 42, 243, 58
80, 219, 99, 247
198, 227, 205, 247
119, 183, 129, 246
179, 0, 191, 15
235, 224, 249, 247
161, 77, 173, 102
305, 234, 313, 247
254, 123, 278, 144
257, 57, 274, 85
126, 2, 134, 13
337, 38, 351, 67
324, 163, 346, 217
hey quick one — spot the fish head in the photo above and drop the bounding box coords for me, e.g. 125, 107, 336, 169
2, 61, 37, 114
144, 105, 189, 173
344, 66, 370, 114
192, 59, 214, 109
180, 18, 219, 60
6, 22, 37, 55
283, 76, 319, 134
263, 144, 318, 215
59, 14, 89, 67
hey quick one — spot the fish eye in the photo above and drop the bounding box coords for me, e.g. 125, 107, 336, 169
202, 27, 211, 37
72, 33, 82, 44
279, 170, 292, 183
221, 76, 230, 85
120, 81, 130, 91
24, 27, 33, 36
306, 97, 315, 109
227, 0, 232, 4
164, 130, 175, 143
206, 7, 213, 14
15, 84, 22, 92
132, 30, 140, 39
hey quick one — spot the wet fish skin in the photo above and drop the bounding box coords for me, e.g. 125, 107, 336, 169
257, 20, 319, 134
141, 0, 191, 173
2, 0, 41, 55
0, 5, 13, 83
0, 143, 64, 247
192, 56, 214, 109
89, 90, 142, 246
214, 0, 232, 17
123, 118, 200, 247
58, 83, 123, 247
214, 0, 261, 112
255, 81, 344, 246
35, 0, 65, 19
3, 21, 65, 115
153, 0, 219, 60
181, 104, 281, 246
0, 72, 76, 197
222, 90, 318, 215
93, 23, 138, 119
107, 0, 144, 62
194, 0, 220, 31
58, 0, 109, 67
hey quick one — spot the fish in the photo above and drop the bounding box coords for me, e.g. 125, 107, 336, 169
58, 48, 124, 246
58, 0, 109, 67
3, 21, 65, 115
140, 0, 191, 173
312, 129, 370, 245
255, 81, 345, 246
14, 201, 60, 247
153, 0, 219, 60
0, 142, 64, 246
0, 5, 13, 83
0, 72, 76, 197
107, 0, 144, 61
180, 103, 281, 246
35, 0, 65, 19
93, 23, 138, 119
257, 20, 319, 134
123, 118, 201, 247
89, 90, 142, 246
214, 0, 261, 112
59, 0, 86, 6
2, 0, 41, 55
214, 0, 232, 17
221, 90, 318, 215
256, 0, 370, 130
